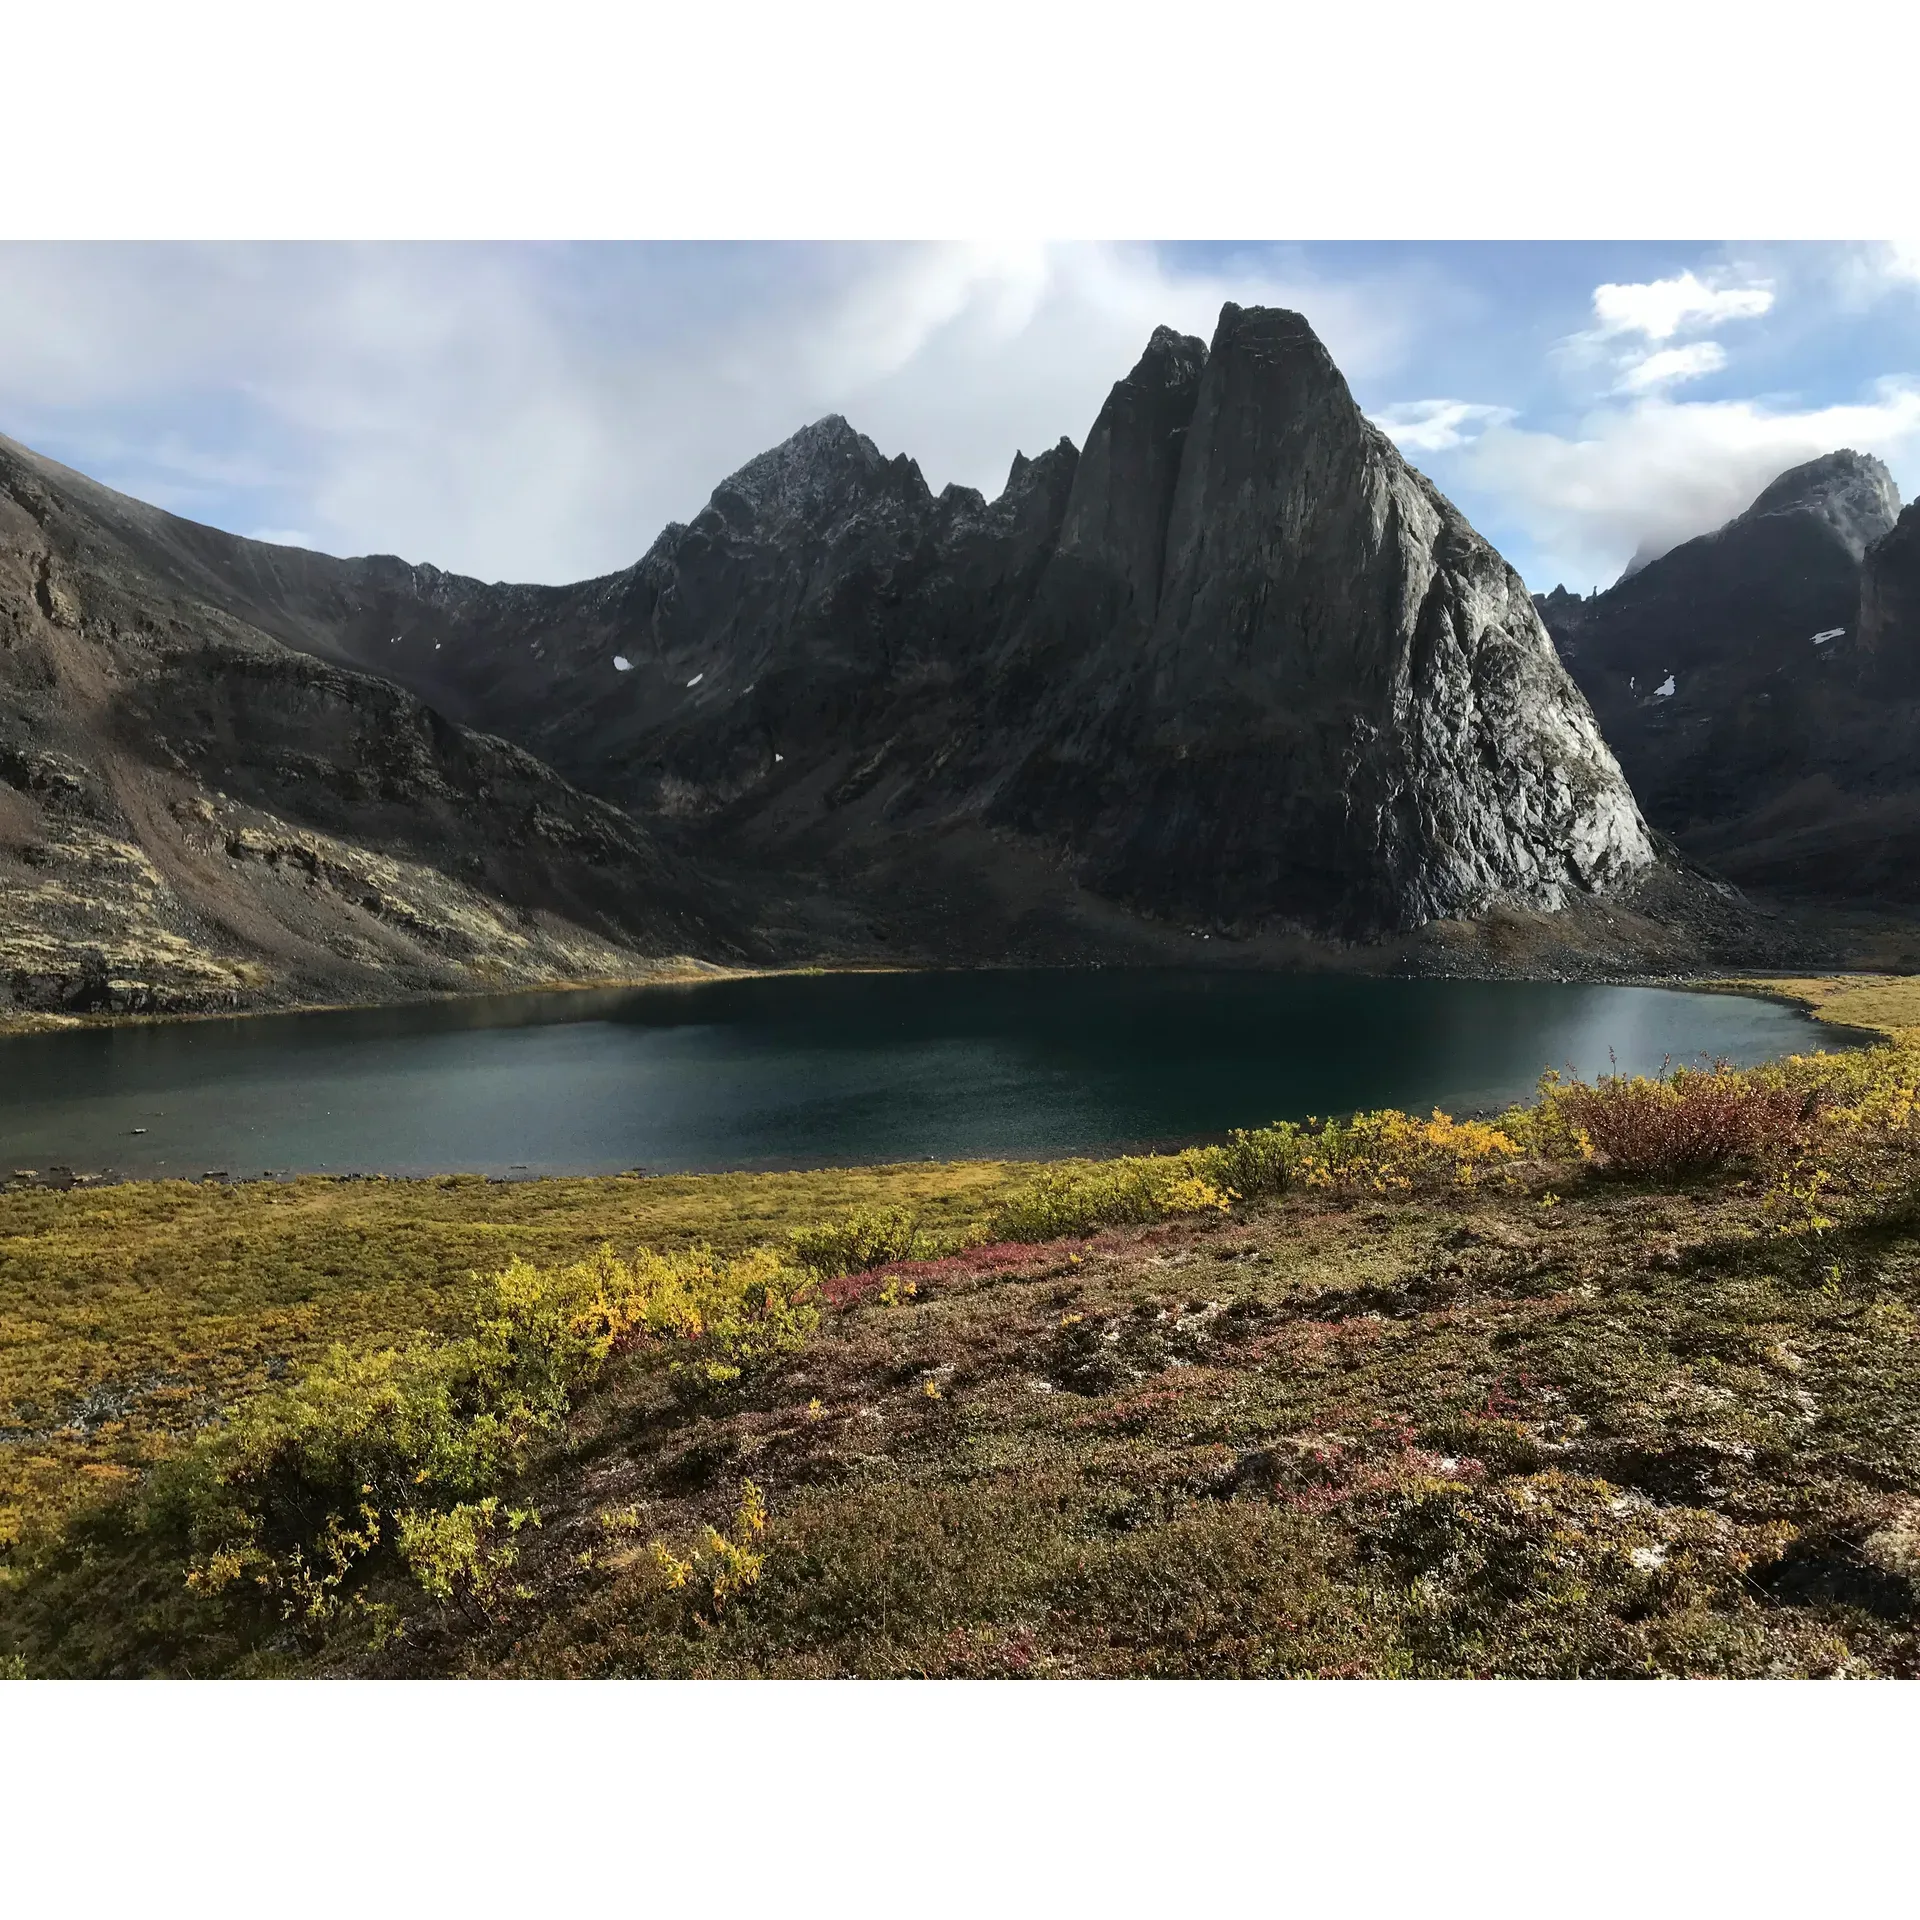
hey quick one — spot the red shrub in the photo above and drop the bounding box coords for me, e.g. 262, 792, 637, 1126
1553, 1061, 1807, 1176
822, 1238, 1075, 1310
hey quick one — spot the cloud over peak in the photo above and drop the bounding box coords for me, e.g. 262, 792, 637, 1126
1589, 269, 1775, 342
1456, 379, 1920, 589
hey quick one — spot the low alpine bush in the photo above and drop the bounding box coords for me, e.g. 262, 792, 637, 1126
989, 1156, 1231, 1241
117, 1242, 820, 1654
789, 1206, 918, 1279
1535, 1061, 1808, 1177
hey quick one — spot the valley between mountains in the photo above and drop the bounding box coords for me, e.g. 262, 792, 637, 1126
10, 301, 1913, 1030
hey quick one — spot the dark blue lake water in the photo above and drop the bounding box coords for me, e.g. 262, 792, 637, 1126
0, 970, 1839, 1178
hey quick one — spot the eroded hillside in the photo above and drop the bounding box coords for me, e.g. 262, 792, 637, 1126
0, 438, 747, 1019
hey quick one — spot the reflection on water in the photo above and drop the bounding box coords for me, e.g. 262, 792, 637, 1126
0, 970, 1844, 1178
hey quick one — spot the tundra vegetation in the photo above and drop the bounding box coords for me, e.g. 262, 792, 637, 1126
7, 978, 1920, 1678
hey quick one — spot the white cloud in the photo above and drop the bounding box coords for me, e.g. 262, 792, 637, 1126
1613, 341, 1727, 393
1807, 241, 1920, 312
1860, 241, 1920, 288
1589, 269, 1774, 342
801, 242, 1054, 387
1369, 398, 1515, 453
246, 526, 315, 548
1880, 243, 1920, 283
1456, 379, 1920, 588
0, 242, 1435, 583
1552, 268, 1774, 425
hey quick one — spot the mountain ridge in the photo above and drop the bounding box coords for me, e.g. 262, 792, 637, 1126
3, 305, 1819, 1022
1535, 449, 1920, 904
138, 301, 1665, 942
0, 431, 754, 1018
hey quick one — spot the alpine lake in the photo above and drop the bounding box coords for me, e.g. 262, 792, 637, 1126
0, 969, 1848, 1181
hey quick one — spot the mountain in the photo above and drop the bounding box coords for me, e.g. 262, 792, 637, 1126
1535, 451, 1920, 901
5, 304, 1760, 1018
0, 434, 742, 1018
136, 306, 1663, 943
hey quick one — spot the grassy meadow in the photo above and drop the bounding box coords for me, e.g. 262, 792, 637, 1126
6, 971, 1920, 1677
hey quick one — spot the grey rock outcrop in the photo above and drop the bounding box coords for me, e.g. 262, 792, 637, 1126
987, 305, 1653, 932
1537, 450, 1920, 901
1861, 500, 1920, 691
1747, 450, 1902, 562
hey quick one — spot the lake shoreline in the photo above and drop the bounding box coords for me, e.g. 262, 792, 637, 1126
0, 970, 1878, 1192
5, 955, 1908, 1045
0, 959, 918, 1041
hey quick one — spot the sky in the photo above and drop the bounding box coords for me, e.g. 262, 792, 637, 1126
0, 240, 1915, 595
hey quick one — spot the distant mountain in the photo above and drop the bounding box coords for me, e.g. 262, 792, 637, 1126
6, 305, 1771, 1020
1535, 450, 1920, 901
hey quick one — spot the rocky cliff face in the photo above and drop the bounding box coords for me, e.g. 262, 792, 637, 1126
1536, 451, 1920, 901
984, 306, 1653, 932
4, 305, 1709, 1006
153, 304, 1657, 946
1861, 500, 1920, 691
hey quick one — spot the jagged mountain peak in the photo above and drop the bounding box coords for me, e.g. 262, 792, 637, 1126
1211, 303, 1349, 391
1000, 437, 1079, 503
1737, 448, 1900, 560
1053, 321, 1209, 609
1163, 303, 1385, 508
989, 301, 1655, 932
703, 414, 927, 534
1130, 325, 1209, 387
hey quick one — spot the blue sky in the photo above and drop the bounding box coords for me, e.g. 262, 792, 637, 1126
0, 241, 1914, 592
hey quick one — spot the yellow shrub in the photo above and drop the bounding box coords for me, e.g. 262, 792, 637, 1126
139, 1243, 815, 1651
484, 1242, 819, 1391
395, 1497, 538, 1612
1285, 1108, 1520, 1196
789, 1207, 918, 1278
643, 1481, 768, 1618
990, 1157, 1232, 1241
